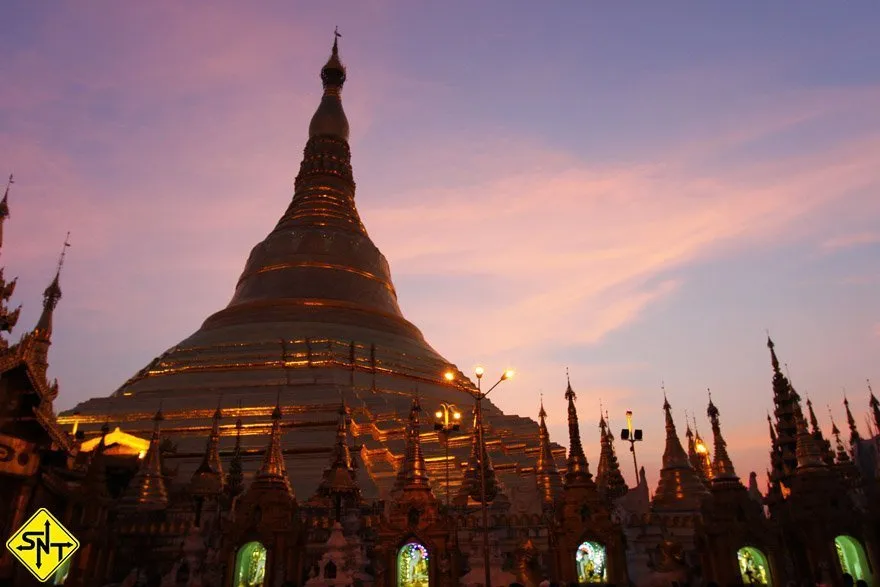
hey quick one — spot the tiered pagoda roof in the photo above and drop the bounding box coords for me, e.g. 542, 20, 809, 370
61, 37, 556, 500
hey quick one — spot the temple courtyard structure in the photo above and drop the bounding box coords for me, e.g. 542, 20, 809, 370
1, 39, 879, 587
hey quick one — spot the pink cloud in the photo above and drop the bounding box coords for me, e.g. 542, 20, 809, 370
821, 232, 880, 252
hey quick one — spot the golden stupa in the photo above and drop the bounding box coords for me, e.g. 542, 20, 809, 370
62, 38, 550, 501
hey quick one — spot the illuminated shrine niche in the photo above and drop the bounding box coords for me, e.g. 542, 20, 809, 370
234, 541, 268, 587
576, 541, 607, 584
52, 557, 72, 585
835, 535, 873, 585
397, 542, 430, 587
736, 547, 771, 586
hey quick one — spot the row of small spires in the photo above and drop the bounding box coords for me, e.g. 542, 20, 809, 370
89, 339, 880, 514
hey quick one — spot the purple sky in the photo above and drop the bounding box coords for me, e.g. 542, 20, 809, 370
2, 2, 879, 491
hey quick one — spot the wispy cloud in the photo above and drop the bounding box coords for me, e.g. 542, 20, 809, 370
821, 232, 880, 252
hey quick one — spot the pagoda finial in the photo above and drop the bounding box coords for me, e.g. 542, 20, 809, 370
0, 176, 20, 346
654, 392, 710, 512
308, 27, 349, 140
1, 173, 11, 208
33, 233, 70, 347
536, 398, 562, 507
402, 397, 430, 487
828, 407, 851, 465
191, 399, 224, 496
806, 397, 835, 465
767, 335, 780, 373
253, 393, 294, 497
456, 403, 499, 503
564, 372, 592, 486
313, 396, 360, 515
706, 390, 738, 483
843, 392, 861, 446
0, 174, 12, 248
225, 399, 244, 497
794, 404, 826, 472
867, 379, 880, 437
595, 402, 628, 501
120, 406, 169, 511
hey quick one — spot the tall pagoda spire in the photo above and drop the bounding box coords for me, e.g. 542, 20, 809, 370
690, 416, 713, 484
225, 402, 245, 498
653, 392, 709, 512
706, 390, 739, 483
595, 408, 628, 500
535, 397, 563, 507
397, 397, 430, 489
843, 395, 862, 447
766, 337, 800, 485
120, 407, 169, 511
794, 404, 826, 473
806, 398, 835, 465
32, 233, 69, 373
869, 380, 880, 436
0, 174, 20, 348
0, 174, 12, 249
190, 401, 225, 496
829, 410, 851, 465
563, 371, 592, 486
313, 399, 361, 518
456, 405, 499, 503
251, 394, 294, 497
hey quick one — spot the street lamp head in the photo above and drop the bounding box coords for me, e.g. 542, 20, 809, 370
435, 410, 443, 420
475, 366, 485, 378
453, 411, 462, 420
503, 369, 515, 380
444, 371, 455, 382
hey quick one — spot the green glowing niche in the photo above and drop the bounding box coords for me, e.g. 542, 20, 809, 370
836, 535, 873, 585
397, 542, 429, 587
576, 541, 607, 583
737, 546, 771, 586
234, 541, 267, 587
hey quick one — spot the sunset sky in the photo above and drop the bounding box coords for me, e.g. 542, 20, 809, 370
2, 2, 879, 491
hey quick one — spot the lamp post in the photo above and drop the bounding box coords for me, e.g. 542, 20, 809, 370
445, 366, 514, 587
434, 398, 462, 510
620, 410, 643, 483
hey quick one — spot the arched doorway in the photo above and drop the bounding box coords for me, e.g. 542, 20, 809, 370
835, 535, 873, 585
575, 541, 607, 583
397, 542, 430, 587
234, 541, 268, 587
736, 546, 772, 586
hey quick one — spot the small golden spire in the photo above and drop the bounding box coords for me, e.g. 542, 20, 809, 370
191, 399, 225, 496
120, 407, 169, 511
563, 371, 591, 485
536, 397, 562, 507
706, 390, 738, 483
252, 391, 294, 497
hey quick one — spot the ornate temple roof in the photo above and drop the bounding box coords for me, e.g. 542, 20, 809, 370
652, 394, 710, 513
61, 36, 554, 500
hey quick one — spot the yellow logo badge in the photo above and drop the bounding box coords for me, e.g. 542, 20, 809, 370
5, 508, 79, 582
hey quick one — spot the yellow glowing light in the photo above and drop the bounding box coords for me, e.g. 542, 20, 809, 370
453, 412, 461, 420
444, 371, 455, 382
503, 369, 515, 380
138, 451, 146, 459
80, 427, 150, 455
695, 441, 709, 455
435, 411, 443, 419
475, 366, 485, 377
